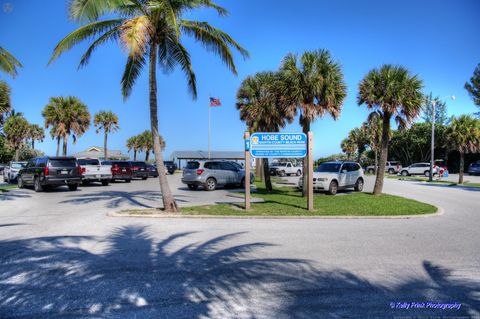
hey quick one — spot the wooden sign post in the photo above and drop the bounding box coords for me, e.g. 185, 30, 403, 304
307, 132, 314, 211
244, 131, 251, 210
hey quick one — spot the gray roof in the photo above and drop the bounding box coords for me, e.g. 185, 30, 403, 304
72, 146, 129, 159
171, 150, 244, 160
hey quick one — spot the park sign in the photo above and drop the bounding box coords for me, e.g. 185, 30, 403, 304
250, 132, 307, 158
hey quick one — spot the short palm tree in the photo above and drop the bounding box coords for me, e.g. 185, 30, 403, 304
236, 71, 293, 192
94, 110, 120, 159
445, 115, 480, 184
341, 137, 356, 160
280, 49, 347, 194
3, 113, 30, 161
42, 96, 91, 156
0, 46, 22, 78
50, 0, 248, 212
126, 135, 142, 161
28, 124, 45, 150
365, 113, 383, 173
358, 65, 424, 195
139, 130, 165, 162
347, 126, 369, 163
0, 80, 11, 126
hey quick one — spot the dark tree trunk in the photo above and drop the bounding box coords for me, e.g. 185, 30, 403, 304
262, 158, 272, 192
145, 150, 150, 162
459, 151, 464, 184
32, 140, 35, 150
133, 150, 137, 161
56, 137, 60, 156
15, 148, 19, 162
62, 135, 68, 156
104, 132, 108, 159
255, 158, 263, 181
149, 43, 179, 212
374, 149, 378, 174
373, 114, 391, 195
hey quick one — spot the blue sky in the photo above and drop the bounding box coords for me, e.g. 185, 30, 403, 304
1, 0, 479, 159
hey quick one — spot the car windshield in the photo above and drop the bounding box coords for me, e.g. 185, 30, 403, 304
49, 159, 77, 168
316, 163, 341, 173
77, 159, 100, 165
186, 162, 200, 169
11, 163, 26, 169
231, 162, 243, 169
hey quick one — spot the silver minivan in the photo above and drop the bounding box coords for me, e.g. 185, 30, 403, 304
182, 160, 253, 191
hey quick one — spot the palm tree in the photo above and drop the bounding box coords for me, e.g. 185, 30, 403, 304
139, 130, 165, 162
50, 0, 248, 212
94, 110, 120, 159
445, 115, 480, 184
0, 80, 11, 127
280, 49, 347, 195
42, 96, 90, 156
340, 137, 356, 160
347, 126, 369, 163
236, 72, 293, 192
3, 113, 30, 161
358, 65, 424, 195
365, 113, 383, 173
126, 135, 142, 161
28, 124, 45, 150
0, 46, 22, 78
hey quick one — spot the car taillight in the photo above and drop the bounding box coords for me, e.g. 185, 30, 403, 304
77, 165, 82, 175
196, 169, 204, 176
44, 166, 49, 176
80, 167, 86, 175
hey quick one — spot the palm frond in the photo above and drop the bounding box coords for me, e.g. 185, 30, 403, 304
0, 47, 22, 78
79, 27, 121, 68
121, 52, 147, 99
69, 0, 134, 22
120, 16, 153, 56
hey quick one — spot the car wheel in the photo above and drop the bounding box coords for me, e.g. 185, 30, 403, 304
354, 178, 364, 192
279, 170, 286, 177
205, 178, 217, 191
187, 184, 198, 190
142, 176, 148, 180
424, 171, 430, 177
82, 180, 90, 186
125, 179, 131, 183
388, 168, 395, 174
401, 170, 409, 176
34, 177, 43, 192
296, 170, 301, 176
327, 180, 338, 195
368, 168, 375, 174
68, 184, 78, 191
17, 176, 24, 188
101, 181, 109, 186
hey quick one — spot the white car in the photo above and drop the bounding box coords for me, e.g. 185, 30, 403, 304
399, 163, 438, 177
3, 161, 27, 183
77, 158, 112, 186
269, 162, 303, 177
299, 161, 364, 195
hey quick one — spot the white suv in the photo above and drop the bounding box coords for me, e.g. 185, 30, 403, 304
399, 163, 438, 177
299, 161, 364, 195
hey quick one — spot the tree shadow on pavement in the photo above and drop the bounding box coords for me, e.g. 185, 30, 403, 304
0, 190, 31, 201
0, 227, 478, 318
416, 182, 480, 192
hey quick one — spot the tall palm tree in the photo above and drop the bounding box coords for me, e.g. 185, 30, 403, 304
236, 71, 293, 192
50, 0, 248, 212
0, 46, 22, 78
280, 49, 347, 195
126, 135, 142, 161
0, 80, 11, 127
3, 113, 30, 161
445, 115, 480, 184
42, 96, 90, 156
28, 124, 45, 150
94, 110, 120, 159
358, 65, 424, 195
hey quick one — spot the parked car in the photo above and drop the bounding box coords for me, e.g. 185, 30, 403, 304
0, 163, 6, 174
77, 158, 112, 186
3, 161, 27, 183
129, 161, 149, 180
102, 160, 132, 182
298, 161, 364, 195
269, 162, 302, 177
366, 161, 402, 174
17, 156, 81, 192
399, 163, 438, 177
182, 160, 254, 191
147, 164, 159, 177
164, 161, 177, 174
468, 160, 480, 175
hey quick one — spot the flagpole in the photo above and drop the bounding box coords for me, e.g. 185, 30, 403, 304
208, 96, 211, 159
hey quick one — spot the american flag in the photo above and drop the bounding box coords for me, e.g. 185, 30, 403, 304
209, 97, 221, 107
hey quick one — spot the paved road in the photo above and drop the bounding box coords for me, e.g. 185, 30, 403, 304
0, 175, 479, 318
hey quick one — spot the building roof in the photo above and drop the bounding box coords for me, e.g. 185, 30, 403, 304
72, 146, 129, 160
171, 150, 244, 160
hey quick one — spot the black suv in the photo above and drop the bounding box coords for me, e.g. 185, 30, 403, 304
18, 156, 81, 192
164, 161, 177, 174
129, 161, 149, 180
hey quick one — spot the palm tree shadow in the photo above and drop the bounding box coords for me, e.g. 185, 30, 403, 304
0, 227, 478, 318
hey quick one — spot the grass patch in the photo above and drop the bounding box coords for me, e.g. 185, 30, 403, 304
0, 184, 17, 192
182, 184, 436, 217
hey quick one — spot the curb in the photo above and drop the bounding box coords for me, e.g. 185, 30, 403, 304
108, 206, 444, 220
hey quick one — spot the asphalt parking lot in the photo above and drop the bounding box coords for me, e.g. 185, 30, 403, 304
0, 174, 479, 318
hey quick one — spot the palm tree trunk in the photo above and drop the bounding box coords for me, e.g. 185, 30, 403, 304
374, 149, 378, 174
104, 132, 108, 159
302, 121, 310, 196
255, 158, 263, 181
459, 151, 464, 184
133, 150, 137, 161
145, 150, 150, 162
56, 137, 60, 156
32, 140, 35, 150
62, 135, 68, 156
262, 158, 272, 192
15, 148, 19, 161
149, 42, 179, 212
373, 114, 391, 195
